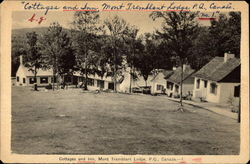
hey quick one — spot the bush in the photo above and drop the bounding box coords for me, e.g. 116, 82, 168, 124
45, 84, 52, 89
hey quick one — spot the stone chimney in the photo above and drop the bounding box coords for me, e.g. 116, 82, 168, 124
19, 55, 23, 65
224, 52, 235, 62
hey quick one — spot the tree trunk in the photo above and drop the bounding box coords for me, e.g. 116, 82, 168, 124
34, 67, 38, 91
56, 73, 59, 90
114, 67, 117, 92
84, 68, 88, 90
52, 69, 55, 91
180, 63, 184, 107
129, 68, 132, 93
112, 37, 117, 93
84, 51, 88, 91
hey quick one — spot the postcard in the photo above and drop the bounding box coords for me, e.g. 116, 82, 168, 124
0, 0, 249, 163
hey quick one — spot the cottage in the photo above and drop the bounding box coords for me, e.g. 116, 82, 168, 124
165, 65, 195, 97
16, 56, 54, 87
193, 53, 240, 104
150, 69, 173, 94
73, 72, 117, 91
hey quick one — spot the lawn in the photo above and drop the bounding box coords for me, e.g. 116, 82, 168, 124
11, 86, 240, 155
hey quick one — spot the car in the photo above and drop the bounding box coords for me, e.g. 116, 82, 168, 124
132, 87, 143, 93
141, 86, 151, 94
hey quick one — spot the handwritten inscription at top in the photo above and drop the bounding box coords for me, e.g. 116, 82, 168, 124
21, 1, 60, 15
21, 1, 235, 15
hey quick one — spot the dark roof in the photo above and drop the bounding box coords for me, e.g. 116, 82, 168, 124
194, 57, 240, 82
151, 70, 173, 81
166, 65, 195, 84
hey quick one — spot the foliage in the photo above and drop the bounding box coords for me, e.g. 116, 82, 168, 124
150, 11, 199, 107
24, 32, 44, 90
104, 15, 131, 91
71, 11, 102, 90
41, 22, 75, 89
189, 12, 241, 70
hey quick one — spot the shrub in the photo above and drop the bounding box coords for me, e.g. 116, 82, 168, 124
45, 84, 52, 89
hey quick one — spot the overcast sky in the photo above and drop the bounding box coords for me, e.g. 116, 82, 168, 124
12, 11, 212, 35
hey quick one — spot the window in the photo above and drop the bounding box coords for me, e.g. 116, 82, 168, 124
108, 82, 114, 90
157, 84, 164, 91
167, 82, 173, 90
204, 80, 208, 88
97, 80, 104, 89
175, 85, 179, 92
210, 83, 217, 95
17, 76, 19, 82
29, 77, 37, 84
23, 78, 26, 83
234, 85, 240, 97
87, 78, 94, 86
196, 79, 200, 89
40, 77, 48, 84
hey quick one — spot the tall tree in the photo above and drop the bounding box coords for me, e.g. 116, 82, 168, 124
189, 12, 241, 70
71, 11, 102, 90
25, 32, 44, 91
150, 11, 199, 110
209, 12, 241, 57
122, 25, 140, 93
104, 15, 130, 92
42, 22, 74, 90
133, 33, 155, 86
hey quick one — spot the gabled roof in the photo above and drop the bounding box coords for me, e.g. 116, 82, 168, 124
166, 65, 195, 84
151, 69, 173, 81
20, 65, 53, 76
193, 57, 240, 82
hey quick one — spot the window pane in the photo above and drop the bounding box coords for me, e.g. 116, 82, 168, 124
97, 80, 104, 89
210, 83, 217, 95
204, 80, 207, 88
29, 77, 37, 84
196, 79, 200, 89
41, 77, 48, 84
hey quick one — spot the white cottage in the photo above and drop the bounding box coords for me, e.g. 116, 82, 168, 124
16, 56, 54, 87
193, 53, 240, 104
150, 69, 173, 94
165, 65, 195, 97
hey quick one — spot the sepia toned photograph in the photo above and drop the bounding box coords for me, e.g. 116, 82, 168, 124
10, 8, 242, 156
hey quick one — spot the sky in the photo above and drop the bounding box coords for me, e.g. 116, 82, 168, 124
12, 11, 212, 35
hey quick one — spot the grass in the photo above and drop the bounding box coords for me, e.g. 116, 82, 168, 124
11, 86, 240, 155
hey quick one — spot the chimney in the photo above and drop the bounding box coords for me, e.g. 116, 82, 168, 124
183, 64, 187, 71
19, 55, 23, 65
224, 52, 235, 62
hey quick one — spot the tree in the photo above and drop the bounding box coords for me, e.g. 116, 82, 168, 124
11, 36, 26, 77
121, 25, 140, 93
104, 15, 130, 92
71, 11, 102, 90
189, 12, 241, 70
25, 32, 44, 91
133, 33, 156, 87
150, 11, 199, 110
209, 12, 240, 57
42, 22, 74, 90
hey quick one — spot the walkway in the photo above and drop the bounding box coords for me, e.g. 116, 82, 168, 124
166, 97, 238, 120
